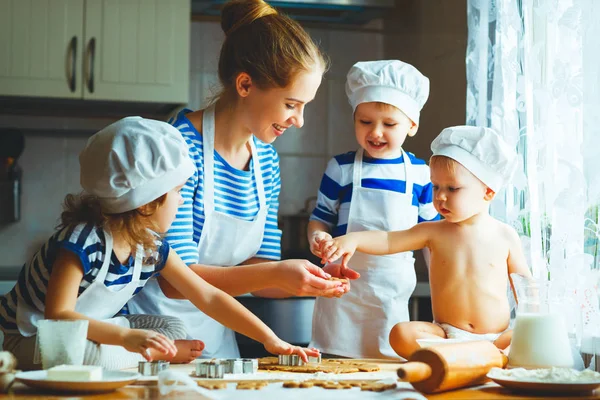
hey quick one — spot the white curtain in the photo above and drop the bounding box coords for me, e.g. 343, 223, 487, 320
466, 0, 600, 339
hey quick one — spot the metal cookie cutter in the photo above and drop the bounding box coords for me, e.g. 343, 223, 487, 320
195, 360, 224, 379
278, 354, 322, 366
278, 354, 304, 366
138, 360, 170, 376
222, 359, 244, 374
307, 354, 322, 364
241, 358, 258, 373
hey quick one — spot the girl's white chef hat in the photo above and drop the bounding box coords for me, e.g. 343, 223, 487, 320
79, 116, 194, 213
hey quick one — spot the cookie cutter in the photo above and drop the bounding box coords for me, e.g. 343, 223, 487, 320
278, 354, 322, 366
138, 360, 170, 376
278, 354, 304, 366
240, 358, 258, 373
195, 360, 224, 379
308, 354, 322, 364
222, 359, 243, 374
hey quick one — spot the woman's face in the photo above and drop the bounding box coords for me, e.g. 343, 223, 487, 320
242, 69, 323, 144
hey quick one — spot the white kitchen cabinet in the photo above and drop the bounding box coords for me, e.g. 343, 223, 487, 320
0, 0, 190, 104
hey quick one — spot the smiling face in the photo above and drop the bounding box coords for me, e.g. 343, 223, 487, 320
430, 156, 494, 223
238, 68, 323, 144
353, 102, 417, 159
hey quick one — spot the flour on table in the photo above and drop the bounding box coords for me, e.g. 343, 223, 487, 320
489, 367, 600, 383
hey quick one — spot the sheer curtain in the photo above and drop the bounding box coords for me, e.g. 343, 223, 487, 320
466, 0, 600, 340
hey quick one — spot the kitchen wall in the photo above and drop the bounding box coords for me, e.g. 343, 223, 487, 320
383, 0, 468, 160
0, 19, 386, 268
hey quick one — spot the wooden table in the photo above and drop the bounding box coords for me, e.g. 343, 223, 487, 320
2, 360, 600, 399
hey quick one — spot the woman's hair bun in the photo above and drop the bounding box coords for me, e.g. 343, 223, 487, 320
221, 0, 277, 37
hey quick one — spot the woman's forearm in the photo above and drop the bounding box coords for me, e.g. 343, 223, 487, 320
159, 262, 280, 298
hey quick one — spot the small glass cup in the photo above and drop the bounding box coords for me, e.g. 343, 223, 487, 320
35, 319, 89, 369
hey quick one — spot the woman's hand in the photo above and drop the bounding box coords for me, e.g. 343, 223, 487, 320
309, 230, 332, 260
274, 259, 347, 298
263, 337, 320, 362
122, 329, 178, 361
319, 234, 359, 267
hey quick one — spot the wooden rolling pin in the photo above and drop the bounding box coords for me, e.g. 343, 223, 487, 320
397, 340, 508, 394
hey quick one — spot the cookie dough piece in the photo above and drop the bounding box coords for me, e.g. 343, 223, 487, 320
361, 382, 397, 392
198, 382, 227, 390
236, 381, 269, 390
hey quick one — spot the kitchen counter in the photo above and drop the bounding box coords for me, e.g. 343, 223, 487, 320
4, 361, 600, 399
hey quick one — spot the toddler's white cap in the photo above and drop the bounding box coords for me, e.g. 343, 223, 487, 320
345, 60, 429, 125
431, 125, 517, 192
79, 117, 194, 213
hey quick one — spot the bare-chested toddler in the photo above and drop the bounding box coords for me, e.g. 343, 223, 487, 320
318, 125, 532, 359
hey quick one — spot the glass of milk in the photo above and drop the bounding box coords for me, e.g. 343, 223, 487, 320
507, 273, 574, 369
36, 319, 89, 370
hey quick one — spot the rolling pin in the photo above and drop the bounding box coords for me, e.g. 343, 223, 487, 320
397, 340, 508, 394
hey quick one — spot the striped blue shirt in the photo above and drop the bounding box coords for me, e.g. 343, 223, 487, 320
0, 223, 169, 334
310, 151, 440, 237
165, 109, 282, 264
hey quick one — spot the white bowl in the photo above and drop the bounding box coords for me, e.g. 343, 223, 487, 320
416, 338, 476, 348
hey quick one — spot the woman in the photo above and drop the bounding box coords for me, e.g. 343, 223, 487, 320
127, 0, 348, 358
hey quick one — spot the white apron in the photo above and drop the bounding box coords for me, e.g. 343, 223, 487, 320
127, 104, 268, 358
310, 148, 418, 359
16, 230, 140, 336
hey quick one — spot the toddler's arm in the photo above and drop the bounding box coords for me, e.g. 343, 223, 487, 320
160, 249, 320, 361
506, 227, 533, 301
307, 220, 333, 262
320, 223, 431, 266
45, 249, 177, 360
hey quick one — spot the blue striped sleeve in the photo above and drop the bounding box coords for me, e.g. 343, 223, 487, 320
309, 157, 342, 227
165, 156, 201, 266
257, 150, 282, 260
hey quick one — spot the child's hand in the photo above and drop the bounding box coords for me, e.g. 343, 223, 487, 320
309, 231, 332, 258
323, 262, 360, 280
263, 337, 320, 363
123, 329, 178, 361
319, 234, 358, 267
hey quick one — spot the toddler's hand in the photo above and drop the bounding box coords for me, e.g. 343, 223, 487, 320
322, 263, 360, 297
319, 234, 358, 267
263, 337, 320, 363
309, 231, 332, 258
123, 329, 177, 361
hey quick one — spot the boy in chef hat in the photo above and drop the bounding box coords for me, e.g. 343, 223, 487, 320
0, 117, 319, 370
318, 125, 533, 358
307, 60, 440, 359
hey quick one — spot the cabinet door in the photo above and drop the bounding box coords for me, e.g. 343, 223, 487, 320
84, 0, 190, 103
0, 0, 84, 98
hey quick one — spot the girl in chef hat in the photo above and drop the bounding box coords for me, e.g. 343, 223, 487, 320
0, 117, 319, 370
308, 59, 440, 359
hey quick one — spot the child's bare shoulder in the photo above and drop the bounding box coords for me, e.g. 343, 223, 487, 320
489, 218, 521, 247
418, 219, 457, 237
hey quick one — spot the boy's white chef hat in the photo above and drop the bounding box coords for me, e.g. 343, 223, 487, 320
79, 116, 194, 213
431, 125, 518, 192
345, 60, 430, 125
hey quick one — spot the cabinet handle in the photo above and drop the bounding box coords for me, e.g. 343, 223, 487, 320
68, 36, 77, 92
86, 37, 96, 94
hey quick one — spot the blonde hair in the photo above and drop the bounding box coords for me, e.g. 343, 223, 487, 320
58, 193, 167, 254
216, 0, 329, 100
372, 102, 400, 112
429, 155, 458, 175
